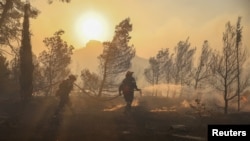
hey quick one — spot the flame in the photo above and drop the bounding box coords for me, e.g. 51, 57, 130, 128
241, 95, 248, 103
132, 98, 139, 106
181, 100, 190, 108
103, 98, 140, 111
103, 104, 125, 111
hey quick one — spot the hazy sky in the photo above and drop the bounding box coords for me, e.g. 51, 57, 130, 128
30, 0, 250, 58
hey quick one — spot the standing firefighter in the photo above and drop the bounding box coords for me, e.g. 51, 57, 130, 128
119, 71, 140, 113
54, 74, 77, 116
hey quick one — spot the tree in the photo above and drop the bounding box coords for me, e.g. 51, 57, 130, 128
32, 54, 46, 94
80, 69, 100, 95
9, 47, 20, 83
209, 20, 248, 114
193, 40, 213, 89
144, 57, 160, 96
144, 57, 160, 85
0, 0, 23, 54
235, 16, 242, 111
19, 3, 33, 101
0, 0, 39, 54
144, 48, 172, 96
39, 30, 74, 96
211, 18, 250, 114
172, 38, 196, 85
97, 18, 135, 96
158, 48, 173, 84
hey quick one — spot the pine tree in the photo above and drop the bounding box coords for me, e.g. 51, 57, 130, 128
97, 18, 135, 96
39, 30, 74, 96
172, 38, 196, 85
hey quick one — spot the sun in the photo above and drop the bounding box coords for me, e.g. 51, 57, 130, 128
75, 12, 109, 44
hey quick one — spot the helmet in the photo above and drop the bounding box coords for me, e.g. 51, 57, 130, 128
68, 75, 76, 81
126, 71, 133, 77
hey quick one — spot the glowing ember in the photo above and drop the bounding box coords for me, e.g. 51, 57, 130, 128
103, 104, 125, 111
241, 95, 248, 102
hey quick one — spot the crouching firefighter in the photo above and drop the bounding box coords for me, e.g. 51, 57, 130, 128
119, 71, 140, 113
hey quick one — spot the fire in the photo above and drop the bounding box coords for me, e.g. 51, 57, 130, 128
132, 98, 139, 106
103, 104, 125, 111
241, 95, 248, 103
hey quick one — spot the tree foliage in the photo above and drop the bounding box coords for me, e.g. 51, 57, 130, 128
0, 0, 39, 54
235, 16, 243, 111
193, 40, 213, 89
144, 48, 172, 85
172, 38, 196, 85
80, 69, 100, 95
157, 48, 173, 83
32, 54, 46, 94
38, 30, 74, 96
48, 0, 71, 4
144, 57, 160, 85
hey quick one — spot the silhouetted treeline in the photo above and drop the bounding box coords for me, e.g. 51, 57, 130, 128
144, 16, 248, 114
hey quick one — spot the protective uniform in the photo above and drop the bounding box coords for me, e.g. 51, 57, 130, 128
119, 71, 139, 112
55, 75, 76, 115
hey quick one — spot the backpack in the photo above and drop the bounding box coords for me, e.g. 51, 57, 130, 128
121, 79, 133, 94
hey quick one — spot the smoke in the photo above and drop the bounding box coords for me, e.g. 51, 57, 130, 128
142, 84, 250, 112
62, 83, 250, 114
142, 84, 182, 98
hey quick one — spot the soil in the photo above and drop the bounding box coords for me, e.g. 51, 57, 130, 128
0, 95, 250, 141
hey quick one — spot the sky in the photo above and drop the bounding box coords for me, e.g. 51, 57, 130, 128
29, 0, 250, 59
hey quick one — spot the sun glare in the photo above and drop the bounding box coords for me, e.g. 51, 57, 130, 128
75, 12, 109, 44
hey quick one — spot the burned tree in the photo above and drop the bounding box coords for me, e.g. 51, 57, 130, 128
172, 38, 196, 85
193, 40, 213, 89
210, 19, 248, 114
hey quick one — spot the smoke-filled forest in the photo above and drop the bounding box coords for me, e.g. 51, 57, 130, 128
0, 0, 250, 141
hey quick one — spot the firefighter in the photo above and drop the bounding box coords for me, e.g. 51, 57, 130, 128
119, 71, 140, 113
54, 74, 77, 116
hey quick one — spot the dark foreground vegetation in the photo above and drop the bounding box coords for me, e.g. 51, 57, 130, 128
1, 95, 249, 141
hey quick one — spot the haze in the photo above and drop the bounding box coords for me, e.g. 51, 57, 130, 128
30, 0, 250, 59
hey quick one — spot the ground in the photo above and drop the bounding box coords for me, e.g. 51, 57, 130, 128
0, 94, 250, 141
